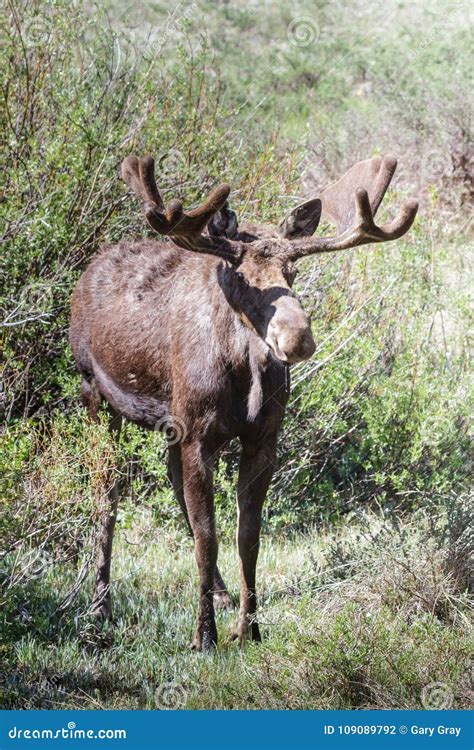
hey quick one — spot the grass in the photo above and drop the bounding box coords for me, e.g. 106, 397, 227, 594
2, 508, 472, 710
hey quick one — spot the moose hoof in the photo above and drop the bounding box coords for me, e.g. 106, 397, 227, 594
213, 590, 235, 611
91, 592, 113, 623
190, 626, 218, 652
232, 619, 262, 645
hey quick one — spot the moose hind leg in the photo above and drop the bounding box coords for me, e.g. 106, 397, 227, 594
234, 437, 277, 643
212, 566, 234, 611
167, 444, 234, 611
91, 408, 122, 621
80, 375, 102, 421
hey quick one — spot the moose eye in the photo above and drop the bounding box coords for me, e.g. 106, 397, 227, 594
235, 271, 247, 285
284, 265, 298, 286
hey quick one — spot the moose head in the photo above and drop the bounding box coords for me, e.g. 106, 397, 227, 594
121, 154, 418, 366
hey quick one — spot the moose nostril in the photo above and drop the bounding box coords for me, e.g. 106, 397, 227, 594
302, 331, 316, 353
303, 336, 316, 359
292, 334, 315, 361
269, 328, 315, 363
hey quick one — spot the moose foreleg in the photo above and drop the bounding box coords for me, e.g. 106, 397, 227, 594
181, 441, 219, 651
167, 444, 234, 610
234, 437, 277, 643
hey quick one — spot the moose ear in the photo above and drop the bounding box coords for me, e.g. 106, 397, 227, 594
207, 202, 239, 239
278, 198, 322, 240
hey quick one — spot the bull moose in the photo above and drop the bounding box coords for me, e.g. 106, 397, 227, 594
70, 154, 418, 650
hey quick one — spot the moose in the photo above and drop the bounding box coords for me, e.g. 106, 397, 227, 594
70, 154, 418, 650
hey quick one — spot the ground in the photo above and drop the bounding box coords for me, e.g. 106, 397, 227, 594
2, 508, 471, 710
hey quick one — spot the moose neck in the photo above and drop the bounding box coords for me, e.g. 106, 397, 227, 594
214, 271, 286, 422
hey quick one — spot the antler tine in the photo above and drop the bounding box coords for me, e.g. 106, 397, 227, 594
138, 156, 165, 210
140, 181, 231, 241
285, 190, 418, 260
121, 155, 166, 210
121, 155, 149, 205
121, 153, 240, 262
369, 155, 397, 219
173, 184, 232, 236
121, 155, 172, 234
353, 187, 418, 242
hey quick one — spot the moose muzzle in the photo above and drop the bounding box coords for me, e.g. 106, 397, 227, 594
265, 297, 315, 364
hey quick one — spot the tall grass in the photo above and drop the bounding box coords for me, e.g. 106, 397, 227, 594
1, 509, 472, 709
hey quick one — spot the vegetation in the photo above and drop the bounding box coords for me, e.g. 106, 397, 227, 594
1, 506, 472, 710
1, 0, 472, 709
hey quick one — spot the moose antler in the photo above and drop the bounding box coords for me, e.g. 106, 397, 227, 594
283, 156, 418, 260
121, 155, 242, 261
122, 153, 417, 265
